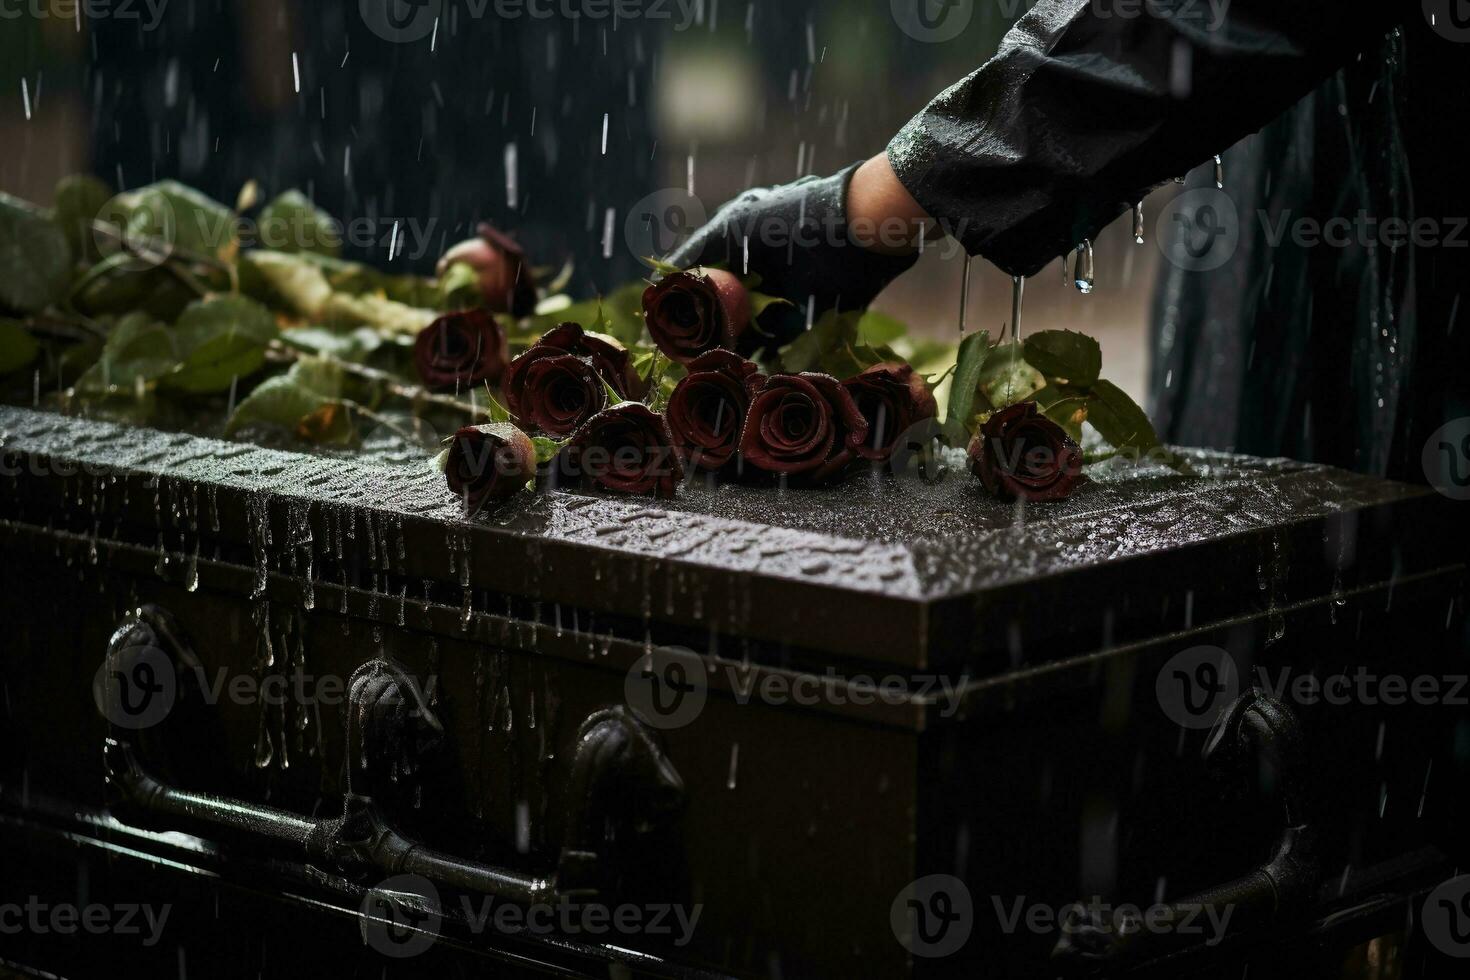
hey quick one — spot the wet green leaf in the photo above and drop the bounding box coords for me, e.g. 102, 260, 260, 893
225, 357, 344, 437
257, 189, 341, 257
279, 324, 383, 363
1023, 329, 1102, 387
943, 329, 991, 442
0, 318, 39, 374
1086, 380, 1161, 456
977, 341, 1046, 411
0, 192, 72, 314
165, 295, 278, 394
53, 174, 113, 265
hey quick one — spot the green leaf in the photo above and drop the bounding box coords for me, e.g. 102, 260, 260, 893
977, 341, 1046, 411
105, 181, 237, 262
164, 295, 278, 394
279, 324, 383, 363
322, 292, 436, 336
53, 174, 113, 265
0, 319, 40, 374
856, 311, 908, 348
640, 255, 683, 277
1086, 379, 1162, 456
239, 250, 334, 317
225, 357, 344, 437
943, 329, 991, 442
257, 189, 341, 257
747, 290, 795, 321
1023, 329, 1103, 387
531, 436, 566, 465
1032, 384, 1089, 444
0, 192, 72, 314
436, 260, 481, 310
82, 313, 177, 391
486, 389, 513, 424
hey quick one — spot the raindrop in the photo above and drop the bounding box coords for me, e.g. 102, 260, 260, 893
1073, 240, 1095, 294
1213, 154, 1224, 189
958, 254, 973, 336
1132, 202, 1145, 245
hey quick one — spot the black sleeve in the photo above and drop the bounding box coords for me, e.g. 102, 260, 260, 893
888, 0, 1406, 277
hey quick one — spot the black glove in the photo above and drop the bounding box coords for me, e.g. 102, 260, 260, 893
665, 161, 919, 349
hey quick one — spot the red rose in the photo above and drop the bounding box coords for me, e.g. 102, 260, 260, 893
665, 349, 765, 472
504, 322, 641, 422
514, 353, 609, 436
555, 402, 684, 498
842, 363, 939, 462
442, 422, 536, 516
642, 269, 750, 365
739, 373, 870, 482
968, 402, 1086, 502
436, 222, 538, 316
414, 309, 509, 391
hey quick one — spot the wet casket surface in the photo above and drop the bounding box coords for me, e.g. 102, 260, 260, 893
0, 404, 1466, 979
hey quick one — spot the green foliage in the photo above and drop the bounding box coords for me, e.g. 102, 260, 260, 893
778, 310, 899, 379
976, 341, 1046, 411
279, 325, 383, 363
53, 175, 113, 265
0, 319, 40, 374
0, 192, 72, 314
1022, 330, 1102, 387
257, 190, 341, 258
165, 295, 277, 394
225, 357, 349, 441
102, 180, 237, 262
943, 330, 991, 443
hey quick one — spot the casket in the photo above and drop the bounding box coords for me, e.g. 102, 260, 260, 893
0, 404, 1465, 978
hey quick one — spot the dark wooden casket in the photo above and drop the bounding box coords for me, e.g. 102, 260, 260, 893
0, 404, 1466, 978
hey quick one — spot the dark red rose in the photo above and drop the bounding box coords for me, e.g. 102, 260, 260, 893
642, 269, 750, 365
442, 422, 536, 517
556, 402, 684, 498
666, 349, 765, 472
504, 322, 642, 421
414, 309, 510, 391
515, 353, 608, 436
842, 363, 939, 462
739, 373, 870, 482
436, 222, 538, 317
968, 402, 1086, 502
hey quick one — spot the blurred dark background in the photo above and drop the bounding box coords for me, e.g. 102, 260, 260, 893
1, 0, 1156, 398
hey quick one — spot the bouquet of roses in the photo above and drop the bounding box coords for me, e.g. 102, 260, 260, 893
0, 177, 1172, 518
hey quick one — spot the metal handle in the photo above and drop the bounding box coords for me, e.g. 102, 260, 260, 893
101, 605, 681, 905
1051, 692, 1320, 969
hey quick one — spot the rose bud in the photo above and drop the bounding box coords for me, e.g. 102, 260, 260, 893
666, 349, 766, 473
739, 373, 870, 482
555, 402, 684, 498
842, 363, 939, 462
514, 353, 608, 436
414, 309, 510, 391
505, 322, 643, 420
442, 422, 536, 517
967, 401, 1086, 503
642, 269, 750, 365
436, 222, 538, 316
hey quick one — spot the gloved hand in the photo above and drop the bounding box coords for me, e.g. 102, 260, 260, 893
664, 161, 920, 349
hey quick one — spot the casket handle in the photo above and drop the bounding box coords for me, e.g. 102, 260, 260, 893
100, 605, 681, 906
1051, 692, 1320, 970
